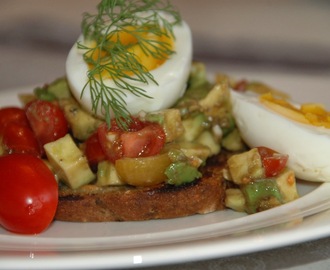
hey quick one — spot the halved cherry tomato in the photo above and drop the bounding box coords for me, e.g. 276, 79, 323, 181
121, 124, 166, 158
0, 107, 29, 135
257, 146, 288, 177
2, 122, 41, 156
25, 100, 68, 146
97, 119, 166, 163
85, 132, 106, 170
0, 154, 58, 234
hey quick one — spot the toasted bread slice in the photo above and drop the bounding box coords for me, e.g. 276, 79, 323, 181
55, 152, 228, 222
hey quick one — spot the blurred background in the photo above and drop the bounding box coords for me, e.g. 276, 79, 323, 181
1, 0, 330, 89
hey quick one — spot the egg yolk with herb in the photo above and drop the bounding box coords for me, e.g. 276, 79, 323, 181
86, 26, 174, 76
66, 21, 192, 116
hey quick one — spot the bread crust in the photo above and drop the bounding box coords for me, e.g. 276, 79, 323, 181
55, 153, 228, 222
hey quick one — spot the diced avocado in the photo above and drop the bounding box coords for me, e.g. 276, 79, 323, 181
181, 113, 208, 142
34, 87, 57, 101
165, 142, 212, 163
146, 109, 184, 142
221, 128, 246, 152
165, 162, 202, 186
187, 62, 210, 90
18, 94, 36, 106
97, 160, 126, 186
44, 134, 95, 189
241, 179, 283, 214
59, 98, 103, 141
227, 148, 265, 185
275, 168, 299, 202
199, 81, 229, 113
46, 77, 72, 99
225, 188, 246, 212
34, 77, 72, 101
196, 130, 221, 155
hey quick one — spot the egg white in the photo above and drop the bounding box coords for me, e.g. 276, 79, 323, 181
230, 89, 330, 182
66, 21, 192, 117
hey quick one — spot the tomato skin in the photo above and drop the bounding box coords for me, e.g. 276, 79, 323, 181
85, 132, 106, 170
97, 120, 166, 163
121, 124, 166, 158
25, 100, 68, 146
0, 154, 58, 234
98, 124, 123, 163
0, 107, 29, 135
257, 146, 288, 177
2, 122, 41, 156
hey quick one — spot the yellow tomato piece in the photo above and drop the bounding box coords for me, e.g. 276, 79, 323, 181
115, 153, 172, 187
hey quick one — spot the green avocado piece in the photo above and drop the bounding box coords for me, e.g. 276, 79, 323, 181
165, 162, 202, 186
241, 179, 283, 214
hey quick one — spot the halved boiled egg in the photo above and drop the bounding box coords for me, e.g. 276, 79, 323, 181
66, 19, 192, 117
231, 89, 330, 182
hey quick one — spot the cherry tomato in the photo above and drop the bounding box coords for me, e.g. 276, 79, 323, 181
2, 122, 41, 156
97, 119, 166, 163
0, 154, 58, 234
121, 124, 166, 158
232, 79, 248, 92
0, 107, 29, 135
25, 100, 68, 146
257, 146, 288, 177
85, 132, 106, 170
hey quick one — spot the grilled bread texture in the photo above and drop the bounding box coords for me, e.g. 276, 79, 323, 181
55, 152, 229, 222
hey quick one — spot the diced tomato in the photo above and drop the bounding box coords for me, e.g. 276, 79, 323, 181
97, 119, 166, 163
25, 100, 69, 147
121, 124, 166, 158
232, 79, 248, 92
0, 107, 29, 135
85, 132, 106, 170
257, 146, 288, 177
2, 122, 41, 156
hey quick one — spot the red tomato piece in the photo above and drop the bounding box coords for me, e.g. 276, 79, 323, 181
0, 107, 29, 135
257, 146, 288, 177
0, 154, 58, 234
97, 120, 166, 163
98, 123, 123, 163
2, 122, 41, 156
25, 100, 68, 146
121, 124, 166, 158
85, 132, 106, 169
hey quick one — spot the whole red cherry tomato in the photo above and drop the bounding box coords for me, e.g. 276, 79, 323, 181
2, 122, 41, 156
257, 146, 288, 177
0, 154, 58, 234
0, 107, 29, 135
25, 100, 68, 146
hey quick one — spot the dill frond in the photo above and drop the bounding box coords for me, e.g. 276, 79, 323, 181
78, 0, 182, 130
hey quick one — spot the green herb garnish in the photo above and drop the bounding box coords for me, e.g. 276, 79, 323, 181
78, 0, 182, 129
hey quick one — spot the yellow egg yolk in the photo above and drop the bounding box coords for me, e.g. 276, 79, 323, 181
85, 26, 174, 78
260, 92, 330, 128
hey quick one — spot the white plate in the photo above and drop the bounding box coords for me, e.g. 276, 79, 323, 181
1, 70, 330, 269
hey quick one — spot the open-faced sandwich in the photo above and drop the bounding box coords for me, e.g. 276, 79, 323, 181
6, 0, 330, 235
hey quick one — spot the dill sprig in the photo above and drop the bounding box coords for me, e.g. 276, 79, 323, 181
78, 0, 182, 129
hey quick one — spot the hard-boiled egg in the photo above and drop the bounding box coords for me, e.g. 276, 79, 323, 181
66, 20, 192, 117
230, 89, 330, 182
